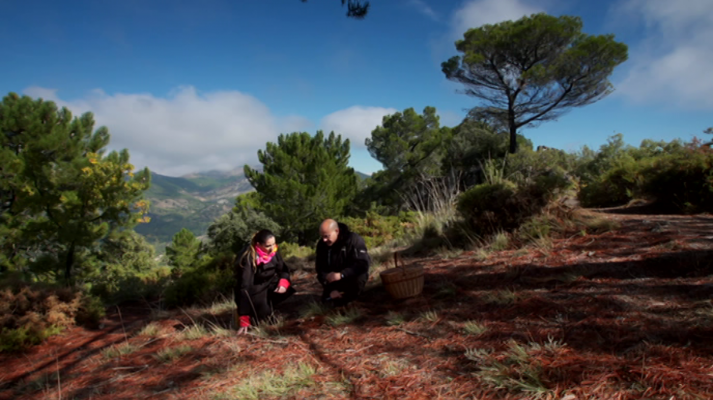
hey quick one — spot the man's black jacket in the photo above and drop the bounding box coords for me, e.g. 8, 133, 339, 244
315, 222, 371, 286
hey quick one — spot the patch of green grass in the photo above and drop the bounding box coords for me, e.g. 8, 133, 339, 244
436, 246, 463, 259
419, 310, 439, 323
300, 301, 330, 319
154, 344, 193, 363
385, 311, 406, 326
180, 324, 209, 340
102, 342, 138, 359
206, 299, 236, 316
465, 337, 567, 399
213, 362, 317, 400
137, 322, 162, 337
489, 231, 509, 251
473, 248, 490, 261
463, 320, 488, 336
207, 322, 233, 338
253, 314, 286, 337
325, 307, 363, 327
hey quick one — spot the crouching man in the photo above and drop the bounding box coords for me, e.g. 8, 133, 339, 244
315, 219, 371, 307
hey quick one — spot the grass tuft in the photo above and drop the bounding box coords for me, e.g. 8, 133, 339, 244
463, 320, 488, 336
213, 362, 317, 400
154, 344, 193, 363
325, 307, 363, 327
102, 342, 138, 359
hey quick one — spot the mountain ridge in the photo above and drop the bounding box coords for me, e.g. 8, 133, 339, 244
135, 167, 372, 248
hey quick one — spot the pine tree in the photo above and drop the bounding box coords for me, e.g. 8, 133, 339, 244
0, 92, 151, 281
362, 107, 451, 212
442, 13, 628, 154
165, 228, 201, 277
244, 130, 357, 245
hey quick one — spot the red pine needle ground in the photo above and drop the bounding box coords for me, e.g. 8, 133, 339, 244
1, 209, 712, 399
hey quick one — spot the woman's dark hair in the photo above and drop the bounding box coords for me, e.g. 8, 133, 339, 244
252, 229, 275, 246
240, 229, 276, 271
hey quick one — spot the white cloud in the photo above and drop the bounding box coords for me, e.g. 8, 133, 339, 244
21, 86, 397, 176
319, 106, 398, 148
614, 0, 713, 110
22, 86, 305, 177
407, 0, 440, 21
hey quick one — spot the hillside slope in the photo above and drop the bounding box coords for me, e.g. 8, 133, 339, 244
134, 168, 255, 246
135, 168, 372, 247
3, 209, 712, 399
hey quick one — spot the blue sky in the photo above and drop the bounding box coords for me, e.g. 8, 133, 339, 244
1, 0, 711, 176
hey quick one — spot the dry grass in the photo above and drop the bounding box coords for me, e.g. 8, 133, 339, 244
154, 344, 193, 363
211, 362, 317, 400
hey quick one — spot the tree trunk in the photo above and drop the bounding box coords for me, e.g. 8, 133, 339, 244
64, 242, 76, 282
508, 102, 517, 154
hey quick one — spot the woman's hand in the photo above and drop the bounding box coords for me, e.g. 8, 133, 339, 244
274, 285, 287, 293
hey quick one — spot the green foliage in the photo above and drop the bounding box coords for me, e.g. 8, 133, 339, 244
0, 92, 151, 282
279, 242, 313, 259
458, 163, 571, 236
163, 264, 234, 308
458, 181, 518, 234
244, 130, 358, 245
442, 13, 628, 153
342, 209, 417, 249
165, 228, 202, 276
574, 134, 712, 212
205, 199, 281, 262
641, 141, 713, 212
82, 230, 167, 304
362, 107, 451, 213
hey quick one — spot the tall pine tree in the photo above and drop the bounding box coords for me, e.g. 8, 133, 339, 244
362, 107, 451, 213
0, 93, 151, 282
244, 130, 357, 245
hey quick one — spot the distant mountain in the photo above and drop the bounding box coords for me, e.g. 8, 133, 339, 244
135, 166, 370, 250
134, 167, 256, 247
356, 171, 371, 181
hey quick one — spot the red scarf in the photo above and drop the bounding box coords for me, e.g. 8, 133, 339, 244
255, 244, 277, 265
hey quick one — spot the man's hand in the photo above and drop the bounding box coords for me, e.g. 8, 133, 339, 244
330, 290, 343, 299
274, 285, 287, 293
326, 272, 342, 283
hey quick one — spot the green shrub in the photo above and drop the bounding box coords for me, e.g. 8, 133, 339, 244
641, 142, 713, 212
578, 158, 648, 207
458, 166, 571, 236
88, 265, 172, 305
457, 181, 519, 234
342, 210, 417, 249
279, 242, 313, 259
163, 265, 234, 308
576, 136, 713, 212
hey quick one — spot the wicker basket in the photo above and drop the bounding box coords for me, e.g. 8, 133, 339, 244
380, 252, 424, 299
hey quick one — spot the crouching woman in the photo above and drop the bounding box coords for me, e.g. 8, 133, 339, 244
234, 229, 295, 334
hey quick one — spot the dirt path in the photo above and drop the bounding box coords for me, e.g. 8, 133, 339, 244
1, 210, 712, 399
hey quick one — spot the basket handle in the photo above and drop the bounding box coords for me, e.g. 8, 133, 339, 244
394, 251, 405, 272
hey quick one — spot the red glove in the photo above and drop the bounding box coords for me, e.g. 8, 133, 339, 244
239, 315, 250, 328
278, 279, 290, 289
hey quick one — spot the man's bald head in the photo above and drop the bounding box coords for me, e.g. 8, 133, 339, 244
319, 219, 340, 246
